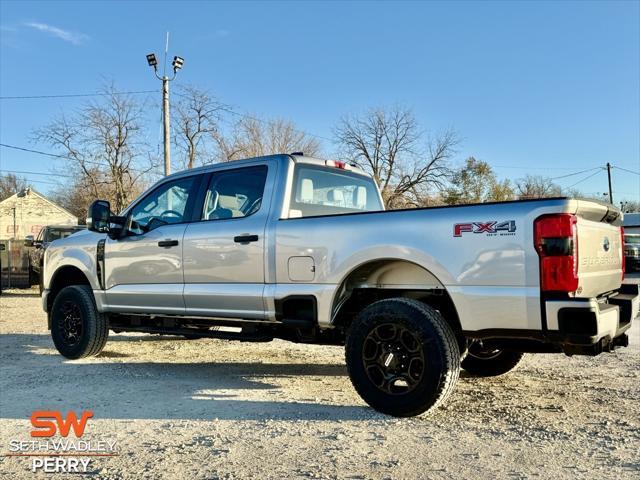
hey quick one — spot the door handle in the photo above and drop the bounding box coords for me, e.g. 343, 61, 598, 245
158, 239, 179, 248
234, 234, 259, 244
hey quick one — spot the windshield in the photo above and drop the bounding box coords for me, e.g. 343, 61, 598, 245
45, 227, 84, 242
289, 164, 383, 218
625, 235, 640, 245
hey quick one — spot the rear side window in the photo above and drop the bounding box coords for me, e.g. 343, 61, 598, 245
289, 164, 382, 218
201, 166, 268, 221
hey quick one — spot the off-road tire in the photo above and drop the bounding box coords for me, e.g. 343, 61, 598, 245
346, 298, 460, 417
50, 285, 108, 359
461, 347, 524, 377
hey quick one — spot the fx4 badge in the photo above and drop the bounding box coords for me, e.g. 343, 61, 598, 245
454, 220, 516, 237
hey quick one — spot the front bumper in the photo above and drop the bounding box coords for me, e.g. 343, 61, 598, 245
42, 288, 50, 313
545, 283, 639, 355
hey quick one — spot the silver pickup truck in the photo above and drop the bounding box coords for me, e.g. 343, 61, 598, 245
42, 153, 638, 417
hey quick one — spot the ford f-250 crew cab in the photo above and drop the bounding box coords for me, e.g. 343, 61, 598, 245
42, 153, 638, 417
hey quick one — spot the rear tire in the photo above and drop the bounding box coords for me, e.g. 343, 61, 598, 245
346, 298, 460, 417
461, 343, 524, 377
50, 285, 108, 359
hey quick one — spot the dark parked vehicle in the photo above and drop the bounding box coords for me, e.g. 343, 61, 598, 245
0, 243, 4, 295
26, 225, 85, 285
624, 233, 640, 272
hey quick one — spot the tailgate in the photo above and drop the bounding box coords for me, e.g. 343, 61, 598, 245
574, 200, 623, 298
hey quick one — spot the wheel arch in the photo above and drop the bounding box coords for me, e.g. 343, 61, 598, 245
330, 258, 464, 348
47, 265, 92, 317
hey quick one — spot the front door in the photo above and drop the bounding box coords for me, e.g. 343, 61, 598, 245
104, 174, 201, 314
182, 164, 272, 319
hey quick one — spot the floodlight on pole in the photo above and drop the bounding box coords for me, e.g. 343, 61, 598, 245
146, 53, 158, 70
172, 56, 184, 73
145, 45, 184, 176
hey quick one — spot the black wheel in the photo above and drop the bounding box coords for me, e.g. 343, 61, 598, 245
461, 342, 524, 377
28, 266, 36, 286
346, 298, 460, 417
50, 285, 108, 359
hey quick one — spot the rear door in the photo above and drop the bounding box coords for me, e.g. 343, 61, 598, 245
182, 163, 273, 319
104, 174, 202, 314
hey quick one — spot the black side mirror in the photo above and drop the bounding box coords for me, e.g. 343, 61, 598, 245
24, 235, 34, 247
87, 200, 112, 233
87, 200, 127, 239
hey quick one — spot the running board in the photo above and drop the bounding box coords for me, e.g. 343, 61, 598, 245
109, 324, 274, 342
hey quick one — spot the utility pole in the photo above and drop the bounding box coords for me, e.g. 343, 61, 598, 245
606, 162, 613, 204
146, 38, 184, 176
162, 77, 171, 176
11, 207, 16, 240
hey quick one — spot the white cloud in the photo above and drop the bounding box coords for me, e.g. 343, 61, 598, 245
24, 22, 88, 45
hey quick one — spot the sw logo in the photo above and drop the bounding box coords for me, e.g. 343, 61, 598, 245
30, 410, 93, 438
454, 220, 516, 237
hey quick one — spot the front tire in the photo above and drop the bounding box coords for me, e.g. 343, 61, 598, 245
346, 298, 460, 417
50, 285, 108, 359
461, 343, 524, 377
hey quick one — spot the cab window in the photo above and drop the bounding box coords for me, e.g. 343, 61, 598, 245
201, 166, 267, 221
129, 176, 196, 234
289, 164, 383, 218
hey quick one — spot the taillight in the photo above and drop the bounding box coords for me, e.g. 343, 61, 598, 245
534, 214, 578, 293
621, 227, 625, 281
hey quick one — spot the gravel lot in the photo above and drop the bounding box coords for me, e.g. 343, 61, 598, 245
1, 285, 639, 479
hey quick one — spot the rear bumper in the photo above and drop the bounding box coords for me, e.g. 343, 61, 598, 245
545, 283, 638, 354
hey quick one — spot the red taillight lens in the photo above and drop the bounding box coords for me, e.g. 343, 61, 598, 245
534, 214, 578, 293
325, 160, 349, 170
621, 227, 625, 281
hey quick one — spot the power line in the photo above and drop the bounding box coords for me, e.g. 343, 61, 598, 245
550, 167, 603, 180
0, 90, 155, 100
566, 169, 602, 189
0, 175, 59, 186
0, 143, 71, 159
613, 165, 640, 176
0, 143, 150, 173
493, 164, 600, 171
0, 169, 73, 178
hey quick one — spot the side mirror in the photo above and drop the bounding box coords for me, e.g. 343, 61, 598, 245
87, 200, 112, 233
24, 235, 34, 247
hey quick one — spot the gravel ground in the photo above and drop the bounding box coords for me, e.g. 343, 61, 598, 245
0, 286, 639, 479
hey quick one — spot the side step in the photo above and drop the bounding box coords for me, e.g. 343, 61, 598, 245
109, 324, 274, 342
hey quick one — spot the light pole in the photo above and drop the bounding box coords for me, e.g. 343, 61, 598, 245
146, 53, 184, 176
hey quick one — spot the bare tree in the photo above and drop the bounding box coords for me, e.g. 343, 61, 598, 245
173, 85, 224, 169
0, 173, 29, 201
334, 107, 457, 208
215, 116, 322, 161
621, 200, 640, 213
34, 85, 156, 213
515, 175, 562, 199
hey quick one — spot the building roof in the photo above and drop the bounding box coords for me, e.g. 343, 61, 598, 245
0, 187, 77, 219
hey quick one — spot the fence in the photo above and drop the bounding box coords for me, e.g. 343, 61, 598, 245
0, 239, 31, 289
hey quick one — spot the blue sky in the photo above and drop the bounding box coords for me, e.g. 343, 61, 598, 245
0, 0, 638, 202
